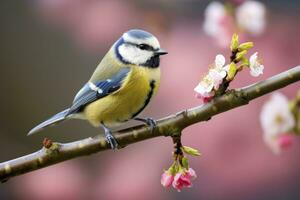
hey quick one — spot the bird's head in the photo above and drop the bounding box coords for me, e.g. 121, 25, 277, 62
114, 29, 167, 68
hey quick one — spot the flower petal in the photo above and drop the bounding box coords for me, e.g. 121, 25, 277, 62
250, 64, 264, 77
249, 52, 258, 67
186, 168, 197, 179
161, 171, 174, 188
278, 134, 293, 150
215, 54, 226, 68
249, 52, 264, 77
194, 83, 206, 94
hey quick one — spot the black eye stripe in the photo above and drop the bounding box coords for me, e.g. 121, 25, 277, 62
124, 42, 154, 51
137, 44, 154, 51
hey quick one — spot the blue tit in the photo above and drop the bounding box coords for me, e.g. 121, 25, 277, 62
28, 29, 168, 149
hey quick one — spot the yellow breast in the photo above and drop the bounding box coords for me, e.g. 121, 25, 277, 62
83, 66, 160, 127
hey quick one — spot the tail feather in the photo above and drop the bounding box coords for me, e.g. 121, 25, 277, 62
28, 109, 70, 135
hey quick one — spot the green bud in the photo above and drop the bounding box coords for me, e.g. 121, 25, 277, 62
230, 33, 239, 52
238, 42, 254, 51
181, 157, 189, 170
226, 62, 237, 81
182, 146, 201, 156
168, 162, 178, 175
241, 57, 249, 67
235, 50, 247, 62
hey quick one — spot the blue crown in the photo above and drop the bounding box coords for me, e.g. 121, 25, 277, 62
126, 29, 153, 39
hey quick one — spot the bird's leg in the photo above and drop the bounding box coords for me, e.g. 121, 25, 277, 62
100, 123, 119, 150
134, 117, 157, 133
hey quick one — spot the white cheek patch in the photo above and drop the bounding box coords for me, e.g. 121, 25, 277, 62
118, 44, 153, 65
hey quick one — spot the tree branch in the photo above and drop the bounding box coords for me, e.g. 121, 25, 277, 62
1, 66, 300, 182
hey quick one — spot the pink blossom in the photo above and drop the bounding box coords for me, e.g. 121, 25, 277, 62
160, 171, 174, 188
194, 75, 215, 104
172, 168, 197, 192
263, 134, 294, 154
195, 93, 214, 104
186, 168, 197, 179
172, 173, 191, 192
278, 134, 293, 150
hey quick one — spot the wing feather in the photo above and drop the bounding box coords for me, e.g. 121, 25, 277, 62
67, 67, 130, 115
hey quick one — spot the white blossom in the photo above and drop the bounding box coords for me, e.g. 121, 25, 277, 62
194, 75, 214, 96
236, 0, 266, 35
203, 1, 227, 37
194, 54, 229, 103
260, 93, 295, 154
194, 75, 215, 104
208, 54, 227, 89
249, 52, 264, 77
260, 93, 295, 135
214, 54, 226, 69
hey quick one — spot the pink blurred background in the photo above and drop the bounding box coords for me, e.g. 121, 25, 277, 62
0, 0, 300, 199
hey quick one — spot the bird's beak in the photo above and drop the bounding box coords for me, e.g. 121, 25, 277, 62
155, 48, 168, 56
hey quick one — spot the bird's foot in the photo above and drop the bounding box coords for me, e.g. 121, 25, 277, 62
134, 117, 157, 133
105, 133, 119, 150
101, 124, 119, 150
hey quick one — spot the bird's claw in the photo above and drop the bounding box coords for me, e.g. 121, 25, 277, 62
101, 123, 119, 150
105, 134, 119, 150
135, 117, 157, 133
145, 118, 157, 129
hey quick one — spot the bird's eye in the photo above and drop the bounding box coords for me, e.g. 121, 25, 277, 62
137, 44, 153, 51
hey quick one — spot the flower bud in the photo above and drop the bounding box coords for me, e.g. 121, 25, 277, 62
181, 157, 189, 170
238, 42, 254, 51
182, 146, 201, 156
235, 50, 247, 62
230, 33, 239, 52
161, 171, 174, 188
226, 62, 237, 81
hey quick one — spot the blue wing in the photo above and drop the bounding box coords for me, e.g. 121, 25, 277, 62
67, 67, 130, 115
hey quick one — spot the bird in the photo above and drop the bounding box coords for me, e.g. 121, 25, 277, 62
28, 29, 168, 149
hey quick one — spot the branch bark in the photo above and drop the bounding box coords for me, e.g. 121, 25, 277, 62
1, 66, 300, 182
